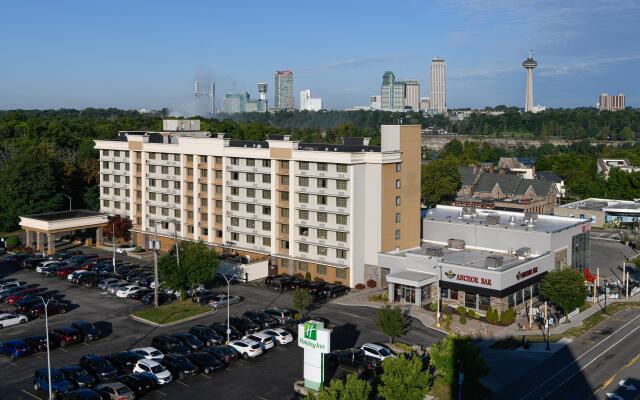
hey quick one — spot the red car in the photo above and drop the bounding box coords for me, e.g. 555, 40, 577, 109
56, 266, 78, 279
28, 302, 69, 319
5, 288, 44, 305
82, 257, 110, 270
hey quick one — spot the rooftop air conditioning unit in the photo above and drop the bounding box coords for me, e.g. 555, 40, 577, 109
447, 238, 465, 250
516, 247, 531, 258
421, 244, 444, 257
485, 215, 500, 225
485, 255, 504, 269
524, 211, 539, 221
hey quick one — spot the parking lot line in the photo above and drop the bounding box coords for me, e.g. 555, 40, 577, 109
256, 396, 269, 400
200, 375, 212, 379
225, 368, 233, 372
338, 310, 368, 320
20, 390, 43, 400
175, 381, 190, 387
12, 361, 20, 367
58, 348, 69, 353
154, 389, 167, 396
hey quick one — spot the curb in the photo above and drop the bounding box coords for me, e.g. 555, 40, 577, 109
129, 309, 217, 328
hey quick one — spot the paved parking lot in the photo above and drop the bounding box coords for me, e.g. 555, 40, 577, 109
0, 248, 445, 400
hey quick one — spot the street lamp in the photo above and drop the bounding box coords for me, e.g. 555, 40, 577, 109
37, 296, 53, 400
61, 194, 72, 211
220, 273, 243, 343
433, 265, 442, 327
111, 220, 116, 275
604, 279, 608, 313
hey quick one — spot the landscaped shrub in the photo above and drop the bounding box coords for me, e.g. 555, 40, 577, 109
381, 291, 389, 301
366, 279, 377, 288
457, 306, 467, 324
500, 308, 516, 325
485, 306, 496, 323
313, 276, 325, 283
305, 272, 312, 281
467, 309, 478, 319
295, 273, 304, 279
355, 283, 366, 290
5, 236, 20, 250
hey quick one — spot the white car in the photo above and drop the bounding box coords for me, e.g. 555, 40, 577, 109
116, 285, 143, 298
243, 332, 275, 351
35, 260, 60, 271
133, 359, 172, 385
131, 347, 164, 361
261, 328, 293, 345
115, 246, 137, 255
0, 313, 28, 328
360, 343, 396, 361
228, 339, 263, 359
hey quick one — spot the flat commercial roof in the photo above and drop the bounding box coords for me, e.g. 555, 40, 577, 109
405, 244, 530, 272
559, 198, 640, 213
23, 210, 104, 222
386, 270, 437, 286
425, 205, 587, 234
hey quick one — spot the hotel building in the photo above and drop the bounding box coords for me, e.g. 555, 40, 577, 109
94, 120, 421, 287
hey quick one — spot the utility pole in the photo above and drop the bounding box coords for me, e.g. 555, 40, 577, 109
112, 221, 116, 275
38, 296, 52, 400
62, 194, 72, 211
626, 272, 630, 298
153, 221, 159, 307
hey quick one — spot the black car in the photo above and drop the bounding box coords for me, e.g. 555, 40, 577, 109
264, 274, 288, 285
24, 335, 52, 352
79, 354, 118, 382
59, 389, 106, 400
205, 345, 240, 364
115, 373, 157, 397
151, 334, 191, 355
185, 352, 225, 375
209, 322, 241, 340
228, 316, 260, 335
127, 288, 153, 300
60, 365, 96, 389
50, 250, 82, 261
105, 351, 144, 374
307, 281, 328, 296
269, 276, 294, 291
189, 325, 224, 347
140, 292, 172, 305
49, 327, 82, 348
23, 257, 46, 269
71, 321, 102, 342
171, 333, 204, 352
191, 290, 220, 305
320, 284, 350, 298
161, 353, 198, 379
328, 348, 381, 373
242, 310, 279, 329
289, 276, 310, 289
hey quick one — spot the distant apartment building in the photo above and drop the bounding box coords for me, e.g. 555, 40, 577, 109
429, 57, 446, 113
381, 71, 405, 111
221, 91, 267, 114
274, 71, 294, 110
94, 121, 422, 287
597, 158, 640, 179
404, 80, 420, 111
300, 90, 323, 111
599, 93, 625, 112
370, 95, 382, 110
419, 97, 430, 111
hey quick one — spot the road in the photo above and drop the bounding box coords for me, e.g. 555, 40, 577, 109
490, 307, 640, 400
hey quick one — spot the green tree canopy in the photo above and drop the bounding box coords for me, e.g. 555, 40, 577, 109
158, 241, 218, 295
378, 355, 430, 400
292, 288, 313, 318
421, 159, 461, 206
430, 335, 488, 387
540, 269, 588, 315
374, 305, 407, 344
311, 373, 371, 400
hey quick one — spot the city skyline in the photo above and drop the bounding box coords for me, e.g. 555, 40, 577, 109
0, 0, 639, 110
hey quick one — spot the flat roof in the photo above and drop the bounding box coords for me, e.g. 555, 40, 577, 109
23, 210, 104, 222
404, 244, 530, 272
425, 205, 587, 234
387, 270, 437, 286
559, 198, 640, 213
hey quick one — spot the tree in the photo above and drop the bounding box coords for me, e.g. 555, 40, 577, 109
540, 269, 588, 316
292, 288, 313, 318
158, 241, 218, 296
311, 373, 371, 400
420, 159, 461, 206
374, 305, 406, 344
430, 335, 488, 386
378, 355, 430, 400
103, 215, 133, 241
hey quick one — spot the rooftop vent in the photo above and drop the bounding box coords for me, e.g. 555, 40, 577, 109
527, 218, 535, 228
485, 215, 501, 225
524, 211, 539, 221
516, 247, 531, 258
421, 244, 444, 257
509, 216, 517, 225
485, 255, 504, 269
447, 238, 465, 250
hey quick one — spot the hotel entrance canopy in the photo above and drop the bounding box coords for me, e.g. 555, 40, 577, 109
386, 270, 437, 287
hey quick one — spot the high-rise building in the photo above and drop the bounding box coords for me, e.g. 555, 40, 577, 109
300, 90, 323, 111
429, 58, 446, 113
221, 92, 250, 114
381, 71, 405, 111
419, 97, 430, 111
274, 71, 294, 110
370, 95, 382, 110
522, 51, 538, 113
258, 83, 268, 101
599, 93, 625, 111
404, 80, 420, 111
95, 121, 421, 287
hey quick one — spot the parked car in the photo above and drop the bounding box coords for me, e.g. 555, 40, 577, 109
264, 274, 288, 285
131, 346, 164, 361
49, 327, 82, 348
59, 388, 105, 400
60, 365, 97, 389
0, 312, 29, 328
29, 301, 70, 319
151, 335, 191, 355
269, 276, 294, 291
57, 265, 81, 279
94, 382, 135, 400
209, 322, 241, 340
141, 292, 172, 305
127, 288, 153, 300
107, 282, 129, 295
115, 285, 143, 299
114, 374, 157, 398
33, 368, 73, 397
191, 290, 220, 305
97, 278, 120, 291
24, 335, 52, 352
261, 328, 294, 345
205, 345, 240, 364
5, 287, 46, 305
307, 281, 328, 297
132, 359, 172, 385
105, 351, 144, 375
320, 284, 350, 298
228, 339, 263, 359
185, 352, 226, 375
359, 343, 396, 361
328, 348, 381, 373
189, 325, 223, 347
242, 310, 279, 329
171, 332, 204, 352
208, 294, 241, 309
23, 257, 46, 269
262, 307, 294, 325
160, 352, 199, 379
229, 316, 260, 335
243, 332, 275, 351
71, 321, 102, 342
0, 339, 33, 359
115, 245, 137, 255
79, 354, 118, 382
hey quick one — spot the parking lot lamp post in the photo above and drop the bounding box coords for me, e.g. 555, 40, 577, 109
433, 265, 442, 327
152, 221, 159, 307
61, 194, 71, 211
220, 273, 241, 343
38, 296, 53, 400
112, 221, 116, 275
604, 279, 608, 313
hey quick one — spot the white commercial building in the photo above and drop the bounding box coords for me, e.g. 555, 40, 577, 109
429, 58, 446, 113
300, 90, 323, 111
404, 80, 420, 111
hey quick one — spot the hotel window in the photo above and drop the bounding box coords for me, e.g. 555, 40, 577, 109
162, 180, 169, 189
113, 150, 120, 157
102, 150, 109, 156
298, 262, 308, 272
217, 230, 223, 238
336, 180, 348, 190
336, 214, 348, 225
148, 192, 156, 200
214, 185, 222, 194
200, 198, 207, 206
395, 212, 401, 223
336, 249, 347, 259
102, 174, 109, 182
299, 210, 309, 220
174, 181, 181, 189
231, 232, 239, 241
336, 232, 347, 242
148, 179, 156, 187
114, 175, 121, 183
262, 159, 271, 168
396, 179, 401, 189
395, 196, 401, 206
187, 182, 193, 190
317, 212, 328, 223
246, 203, 255, 213
280, 191, 289, 201
186, 155, 193, 162
262, 174, 271, 184
231, 172, 239, 180
148, 153, 156, 160
161, 166, 169, 174
215, 156, 222, 164
200, 213, 207, 221
187, 168, 193, 176
336, 164, 348, 173
246, 173, 255, 182
113, 162, 121, 170
231, 202, 239, 211
395, 163, 402, 172
281, 208, 289, 218
215, 215, 222, 224
230, 158, 239, 165
187, 211, 194, 219
317, 195, 327, 206
161, 194, 169, 202
299, 177, 309, 187
187, 196, 193, 205
299, 193, 309, 203
336, 197, 347, 207
299, 161, 309, 171
103, 187, 109, 194
281, 224, 289, 234
336, 269, 346, 279
247, 188, 255, 198
215, 200, 222, 208
136, 164, 141, 172
317, 229, 327, 239
103, 200, 110, 207
246, 159, 255, 167
174, 167, 181, 175
231, 187, 240, 195
317, 246, 327, 256
299, 243, 309, 253
201, 227, 208, 235
161, 153, 169, 161
136, 177, 142, 186
199, 155, 206, 163
175, 209, 181, 218
263, 237, 271, 246
281, 240, 289, 249
317, 178, 327, 189
149, 206, 156, 214
174, 154, 180, 161
161, 208, 169, 216
280, 175, 289, 185
102, 161, 109, 169
200, 169, 207, 177
246, 219, 255, 229
317, 163, 327, 172
262, 206, 271, 215
299, 227, 309, 236
188, 225, 194, 234
136, 191, 141, 199
262, 190, 271, 200
395, 230, 401, 240
280, 160, 289, 169
317, 265, 327, 275
114, 201, 120, 209
215, 170, 222, 179
262, 221, 271, 231
230, 217, 239, 226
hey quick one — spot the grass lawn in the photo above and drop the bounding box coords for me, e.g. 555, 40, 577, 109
132, 300, 211, 325
430, 381, 492, 400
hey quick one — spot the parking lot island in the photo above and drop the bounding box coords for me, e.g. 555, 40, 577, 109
131, 300, 216, 327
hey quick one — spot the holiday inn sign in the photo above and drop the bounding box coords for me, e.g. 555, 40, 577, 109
298, 320, 331, 391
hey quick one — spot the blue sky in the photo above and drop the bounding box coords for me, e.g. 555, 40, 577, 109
1, 0, 638, 111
